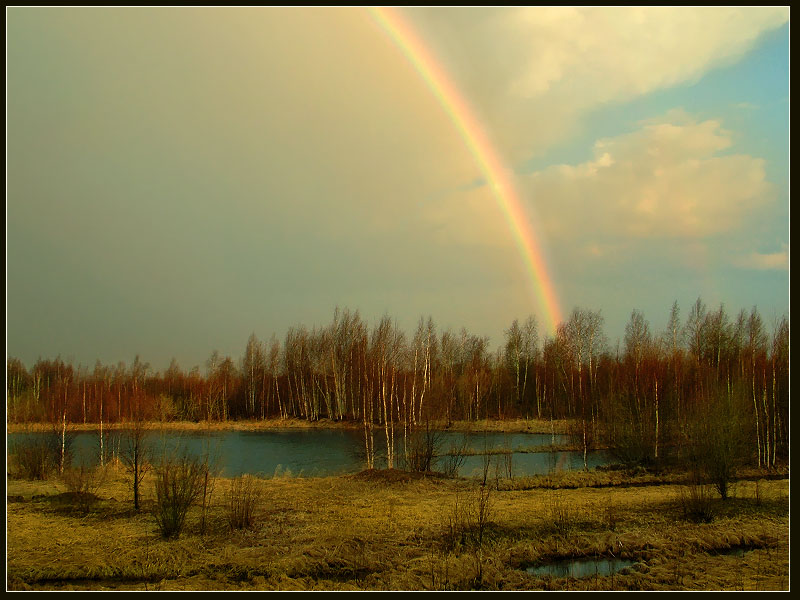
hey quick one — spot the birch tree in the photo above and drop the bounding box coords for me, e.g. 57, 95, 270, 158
242, 333, 266, 419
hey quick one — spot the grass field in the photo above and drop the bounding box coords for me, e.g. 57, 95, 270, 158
6, 459, 789, 591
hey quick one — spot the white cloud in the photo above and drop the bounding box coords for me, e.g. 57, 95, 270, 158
507, 7, 788, 101
425, 112, 774, 247
527, 112, 773, 240
406, 6, 789, 159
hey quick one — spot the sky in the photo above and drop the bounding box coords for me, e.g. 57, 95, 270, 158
6, 7, 790, 371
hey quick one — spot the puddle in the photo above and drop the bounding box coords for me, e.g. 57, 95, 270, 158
526, 557, 636, 579
710, 547, 751, 558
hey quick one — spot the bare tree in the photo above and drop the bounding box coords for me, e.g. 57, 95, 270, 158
504, 318, 539, 416
121, 398, 151, 511
370, 315, 405, 469
242, 333, 266, 420
267, 336, 283, 419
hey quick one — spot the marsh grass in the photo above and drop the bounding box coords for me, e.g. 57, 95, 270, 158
7, 467, 788, 591
226, 475, 262, 531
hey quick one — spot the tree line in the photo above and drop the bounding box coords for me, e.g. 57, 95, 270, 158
6, 299, 789, 468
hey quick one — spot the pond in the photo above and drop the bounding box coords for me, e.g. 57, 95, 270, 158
526, 557, 637, 579
8, 428, 611, 478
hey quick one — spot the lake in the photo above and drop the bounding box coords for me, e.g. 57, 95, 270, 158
8, 428, 611, 478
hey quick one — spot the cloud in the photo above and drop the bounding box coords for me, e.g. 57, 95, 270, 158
406, 7, 789, 159
425, 111, 774, 250
526, 112, 774, 240
733, 245, 789, 271
506, 7, 788, 100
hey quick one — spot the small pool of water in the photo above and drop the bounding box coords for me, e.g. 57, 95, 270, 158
526, 557, 636, 579
710, 547, 751, 558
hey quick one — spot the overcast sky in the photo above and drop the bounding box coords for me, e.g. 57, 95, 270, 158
7, 7, 790, 371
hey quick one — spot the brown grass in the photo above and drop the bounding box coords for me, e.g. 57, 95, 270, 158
6, 466, 788, 591
7, 418, 570, 435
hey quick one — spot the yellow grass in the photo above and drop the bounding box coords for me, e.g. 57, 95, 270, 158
6, 418, 570, 435
6, 464, 788, 591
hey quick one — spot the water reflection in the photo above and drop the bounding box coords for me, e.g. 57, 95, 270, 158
526, 557, 636, 578
8, 428, 608, 478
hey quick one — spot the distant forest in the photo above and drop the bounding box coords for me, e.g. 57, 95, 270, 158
7, 299, 789, 468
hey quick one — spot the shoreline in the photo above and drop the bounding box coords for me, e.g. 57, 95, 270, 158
6, 418, 569, 435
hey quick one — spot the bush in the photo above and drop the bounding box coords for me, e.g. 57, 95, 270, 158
603, 398, 656, 468
226, 475, 261, 530
444, 482, 493, 552
443, 470, 494, 588
402, 424, 440, 473
152, 453, 206, 538
685, 389, 750, 500
10, 435, 59, 480
440, 437, 468, 478
61, 464, 106, 513
678, 475, 716, 523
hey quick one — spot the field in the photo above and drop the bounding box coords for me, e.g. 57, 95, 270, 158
6, 453, 789, 591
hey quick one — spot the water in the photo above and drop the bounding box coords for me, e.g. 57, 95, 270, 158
456, 449, 610, 479
8, 428, 609, 478
526, 557, 636, 578
710, 547, 750, 558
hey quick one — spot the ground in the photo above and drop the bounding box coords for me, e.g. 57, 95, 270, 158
5, 460, 789, 591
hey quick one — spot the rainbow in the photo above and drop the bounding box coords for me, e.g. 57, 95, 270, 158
368, 6, 563, 333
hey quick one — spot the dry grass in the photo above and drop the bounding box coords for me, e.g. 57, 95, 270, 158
6, 466, 788, 591
7, 418, 570, 435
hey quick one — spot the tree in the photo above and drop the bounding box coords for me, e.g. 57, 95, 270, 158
686, 387, 750, 500
744, 307, 768, 467
242, 333, 266, 419
266, 336, 283, 419
370, 315, 405, 469
504, 317, 538, 416
410, 317, 436, 426
6, 358, 29, 423
684, 297, 707, 366
560, 308, 605, 469
121, 398, 151, 511
770, 316, 789, 465
206, 351, 237, 421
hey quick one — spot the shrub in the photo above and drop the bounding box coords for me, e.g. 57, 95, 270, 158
440, 437, 468, 478
121, 421, 151, 511
402, 423, 440, 473
444, 482, 493, 552
61, 464, 106, 513
226, 475, 261, 530
443, 471, 494, 588
152, 453, 206, 538
678, 475, 716, 523
10, 435, 59, 480
685, 388, 750, 500
603, 398, 656, 468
